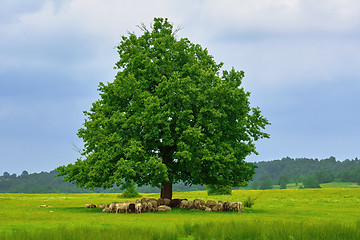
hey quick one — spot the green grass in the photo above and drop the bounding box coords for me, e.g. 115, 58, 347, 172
1, 188, 359, 239
320, 182, 360, 188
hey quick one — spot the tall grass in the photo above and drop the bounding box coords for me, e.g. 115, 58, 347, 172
1, 188, 359, 240
2, 221, 358, 240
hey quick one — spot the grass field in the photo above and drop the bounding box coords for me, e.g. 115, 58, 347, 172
1, 188, 359, 239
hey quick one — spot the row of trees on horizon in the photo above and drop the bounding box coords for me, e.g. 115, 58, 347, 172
251, 156, 360, 189
1, 156, 359, 193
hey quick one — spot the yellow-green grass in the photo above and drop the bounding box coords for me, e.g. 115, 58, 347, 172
320, 182, 360, 188
1, 188, 359, 239
273, 182, 359, 189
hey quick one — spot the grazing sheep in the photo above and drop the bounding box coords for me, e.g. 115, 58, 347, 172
158, 198, 171, 206
229, 202, 243, 212
157, 205, 171, 211
148, 199, 158, 211
206, 200, 217, 209
163, 198, 171, 206
170, 198, 187, 208
128, 203, 135, 213
158, 198, 164, 206
179, 200, 188, 209
223, 201, 231, 211
97, 204, 106, 209
141, 201, 149, 212
205, 207, 212, 212
102, 208, 112, 213
212, 202, 224, 212
188, 200, 195, 209
115, 202, 129, 213
193, 199, 206, 209
85, 204, 96, 208
147, 201, 153, 212
236, 201, 243, 213
135, 202, 142, 213
141, 201, 153, 212
141, 198, 149, 203
108, 202, 121, 213
125, 201, 135, 213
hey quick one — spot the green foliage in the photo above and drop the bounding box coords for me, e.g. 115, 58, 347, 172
253, 157, 360, 184
278, 175, 288, 189
259, 176, 272, 190
55, 18, 270, 193
243, 196, 256, 208
303, 175, 321, 188
120, 181, 141, 198
314, 168, 335, 183
249, 180, 260, 190
206, 184, 232, 195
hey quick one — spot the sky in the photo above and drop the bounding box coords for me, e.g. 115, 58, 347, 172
1, 0, 359, 175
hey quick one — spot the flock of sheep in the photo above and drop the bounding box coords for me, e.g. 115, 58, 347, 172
85, 198, 243, 213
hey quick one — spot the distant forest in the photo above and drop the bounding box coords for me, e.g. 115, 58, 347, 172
1, 157, 359, 193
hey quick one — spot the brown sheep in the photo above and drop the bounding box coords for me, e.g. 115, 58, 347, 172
170, 198, 187, 208
223, 201, 231, 211
179, 200, 189, 209
212, 202, 224, 212
193, 199, 206, 209
206, 200, 217, 209
158, 198, 171, 206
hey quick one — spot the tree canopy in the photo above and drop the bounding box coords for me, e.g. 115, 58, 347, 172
56, 18, 270, 199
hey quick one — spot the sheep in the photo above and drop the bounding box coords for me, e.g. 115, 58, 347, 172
148, 199, 158, 211
163, 198, 171, 206
206, 200, 217, 209
229, 202, 243, 212
128, 203, 135, 213
108, 202, 121, 213
212, 202, 224, 212
115, 202, 129, 213
179, 200, 189, 209
135, 202, 142, 213
158, 198, 171, 206
193, 199, 206, 210
205, 207, 212, 212
85, 204, 96, 208
158, 205, 171, 211
170, 198, 187, 208
141, 201, 152, 212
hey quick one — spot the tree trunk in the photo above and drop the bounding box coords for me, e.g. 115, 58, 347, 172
160, 182, 172, 199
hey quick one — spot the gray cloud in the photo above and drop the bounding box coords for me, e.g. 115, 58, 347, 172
0, 0, 359, 174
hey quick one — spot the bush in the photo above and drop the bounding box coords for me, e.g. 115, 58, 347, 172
259, 177, 273, 190
206, 184, 232, 195
120, 182, 141, 198
243, 196, 256, 208
303, 176, 321, 188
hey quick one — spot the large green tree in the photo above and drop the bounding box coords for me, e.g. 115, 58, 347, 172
56, 18, 270, 199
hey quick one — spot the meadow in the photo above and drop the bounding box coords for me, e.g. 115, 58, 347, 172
0, 188, 359, 240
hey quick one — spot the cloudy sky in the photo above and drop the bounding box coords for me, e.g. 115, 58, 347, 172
1, 0, 359, 174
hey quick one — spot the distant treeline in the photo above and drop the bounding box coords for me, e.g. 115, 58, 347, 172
250, 156, 360, 189
0, 170, 206, 193
1, 156, 359, 193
